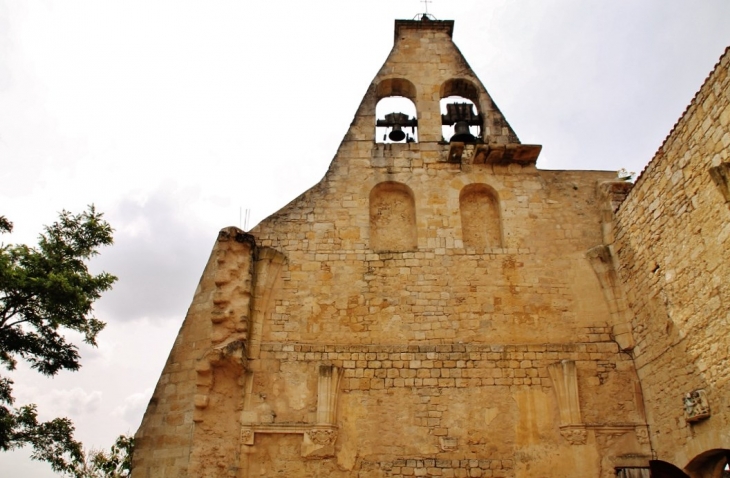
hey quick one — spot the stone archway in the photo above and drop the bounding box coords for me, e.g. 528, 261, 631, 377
684, 449, 730, 478
649, 460, 690, 478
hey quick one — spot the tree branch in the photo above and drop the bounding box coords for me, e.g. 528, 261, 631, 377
1, 317, 30, 330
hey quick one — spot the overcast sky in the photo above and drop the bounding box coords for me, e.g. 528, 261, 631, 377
1, 1, 729, 476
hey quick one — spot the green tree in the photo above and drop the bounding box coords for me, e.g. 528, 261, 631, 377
68, 435, 134, 478
0, 207, 117, 473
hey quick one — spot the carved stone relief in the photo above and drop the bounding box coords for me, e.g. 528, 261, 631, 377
306, 428, 338, 446
635, 425, 650, 445
241, 428, 254, 446
560, 426, 588, 445
684, 389, 710, 422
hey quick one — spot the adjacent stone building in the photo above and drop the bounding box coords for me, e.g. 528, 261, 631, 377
610, 44, 730, 477
132, 18, 730, 478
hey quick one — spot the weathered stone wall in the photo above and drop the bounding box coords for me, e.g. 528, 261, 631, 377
258, 166, 621, 346
133, 230, 255, 477
613, 47, 730, 471
242, 344, 645, 478
134, 20, 653, 477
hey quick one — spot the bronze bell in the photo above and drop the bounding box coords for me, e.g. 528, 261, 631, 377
450, 120, 476, 143
388, 125, 406, 142
377, 112, 416, 142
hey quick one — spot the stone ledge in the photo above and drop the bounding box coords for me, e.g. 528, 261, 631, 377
240, 424, 338, 457
445, 142, 542, 166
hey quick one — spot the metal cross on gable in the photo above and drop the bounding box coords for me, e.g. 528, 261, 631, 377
421, 0, 432, 14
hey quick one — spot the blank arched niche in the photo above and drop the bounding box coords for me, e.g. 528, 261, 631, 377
375, 78, 419, 143
369, 182, 417, 252
459, 183, 502, 249
440, 78, 482, 142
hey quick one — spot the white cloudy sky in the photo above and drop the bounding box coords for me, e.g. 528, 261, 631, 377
1, 1, 729, 476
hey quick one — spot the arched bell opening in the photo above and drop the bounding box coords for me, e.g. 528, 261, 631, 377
440, 78, 483, 144
375, 96, 418, 144
440, 96, 480, 143
374, 78, 418, 144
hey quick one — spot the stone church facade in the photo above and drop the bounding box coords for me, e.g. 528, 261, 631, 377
132, 19, 730, 478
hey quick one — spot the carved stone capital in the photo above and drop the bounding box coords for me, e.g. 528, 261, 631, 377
306, 428, 338, 446
241, 427, 254, 445
635, 426, 650, 445
560, 426, 587, 445
302, 427, 338, 458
